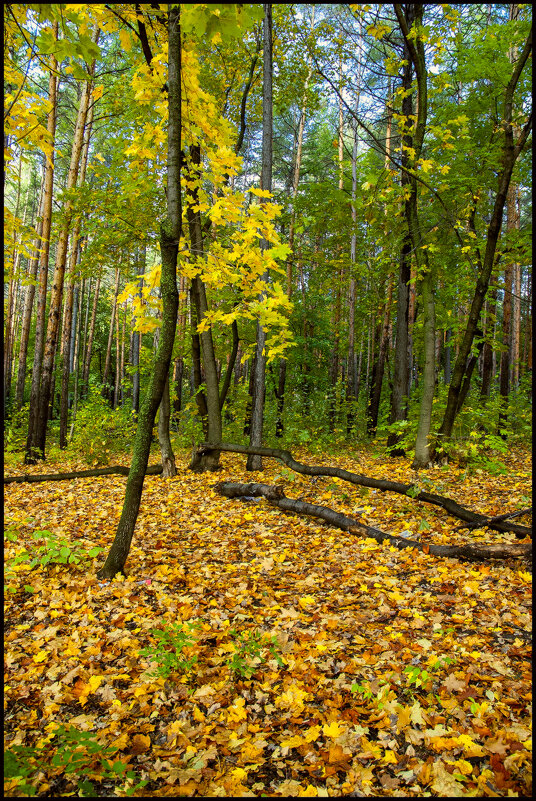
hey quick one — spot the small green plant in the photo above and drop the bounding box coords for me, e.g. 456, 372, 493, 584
140, 620, 201, 678
4, 724, 147, 797
227, 628, 284, 678
350, 679, 391, 708
4, 528, 103, 593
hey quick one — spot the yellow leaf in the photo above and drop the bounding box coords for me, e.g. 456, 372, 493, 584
323, 720, 345, 738
33, 650, 48, 663
88, 675, 103, 693
298, 595, 315, 608
119, 29, 132, 52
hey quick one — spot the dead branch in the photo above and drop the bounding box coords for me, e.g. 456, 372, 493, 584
214, 481, 532, 563
199, 442, 531, 539
3, 464, 163, 483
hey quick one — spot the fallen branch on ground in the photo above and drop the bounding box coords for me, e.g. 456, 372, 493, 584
214, 481, 532, 563
3, 464, 163, 484
200, 443, 531, 539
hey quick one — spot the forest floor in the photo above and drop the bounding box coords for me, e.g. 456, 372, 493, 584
4, 444, 532, 797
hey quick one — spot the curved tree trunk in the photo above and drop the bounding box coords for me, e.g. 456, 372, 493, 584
97, 5, 181, 579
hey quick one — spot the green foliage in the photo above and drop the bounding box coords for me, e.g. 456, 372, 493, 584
227, 628, 285, 679
140, 620, 201, 679
3, 403, 30, 454
4, 723, 147, 797
72, 389, 137, 465
4, 527, 103, 593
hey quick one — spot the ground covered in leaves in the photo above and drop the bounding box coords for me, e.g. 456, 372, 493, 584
4, 445, 532, 797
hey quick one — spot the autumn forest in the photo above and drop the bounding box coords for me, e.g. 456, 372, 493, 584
3, 3, 532, 797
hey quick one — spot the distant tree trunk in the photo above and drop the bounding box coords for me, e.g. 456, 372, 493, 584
387, 9, 414, 457
15, 179, 44, 411
247, 2, 273, 471
25, 28, 58, 463
436, 18, 531, 450
480, 286, 498, 401
367, 277, 393, 435
101, 267, 120, 400
32, 28, 99, 460
158, 374, 176, 477
498, 189, 517, 435
113, 302, 121, 409
186, 145, 222, 472
4, 154, 24, 417
68, 277, 84, 442
97, 5, 180, 579
131, 247, 145, 416
511, 191, 521, 388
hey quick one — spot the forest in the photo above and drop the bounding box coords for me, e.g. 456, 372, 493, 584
3, 3, 532, 797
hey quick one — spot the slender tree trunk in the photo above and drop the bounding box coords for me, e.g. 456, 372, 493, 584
480, 286, 498, 401
68, 277, 84, 442
15, 177, 45, 411
247, 3, 273, 471
387, 10, 414, 456
101, 267, 120, 400
366, 277, 393, 435
185, 145, 222, 471
25, 28, 58, 463
131, 247, 145, 416
158, 374, 176, 477
33, 28, 99, 460
98, 5, 181, 579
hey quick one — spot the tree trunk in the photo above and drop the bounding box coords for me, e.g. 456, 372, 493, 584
131, 246, 146, 416
247, 3, 273, 471
158, 374, 176, 477
387, 10, 414, 456
480, 286, 498, 401
366, 277, 393, 435
185, 145, 222, 472
68, 277, 84, 442
97, 5, 181, 579
101, 267, 120, 400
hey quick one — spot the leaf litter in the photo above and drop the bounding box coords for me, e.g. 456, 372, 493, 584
4, 446, 532, 796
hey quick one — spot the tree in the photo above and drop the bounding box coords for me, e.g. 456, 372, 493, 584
97, 4, 181, 579
247, 3, 273, 472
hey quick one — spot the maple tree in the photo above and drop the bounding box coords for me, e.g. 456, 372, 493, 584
3, 2, 532, 797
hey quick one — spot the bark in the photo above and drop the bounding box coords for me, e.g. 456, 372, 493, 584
247, 2, 273, 472
97, 5, 181, 579
5, 464, 164, 484
32, 27, 99, 460
214, 482, 531, 563
436, 24, 532, 449
197, 442, 531, 538
25, 30, 58, 463
15, 180, 44, 411
131, 247, 146, 415
366, 277, 393, 435
101, 267, 120, 399
158, 374, 176, 477
480, 286, 498, 400
387, 11, 414, 456
68, 277, 84, 442
186, 145, 222, 472
394, 4, 436, 469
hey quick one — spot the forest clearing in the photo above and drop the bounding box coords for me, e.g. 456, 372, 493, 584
4, 2, 532, 797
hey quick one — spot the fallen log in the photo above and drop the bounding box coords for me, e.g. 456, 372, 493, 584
3, 464, 163, 484
199, 442, 531, 539
214, 481, 532, 563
